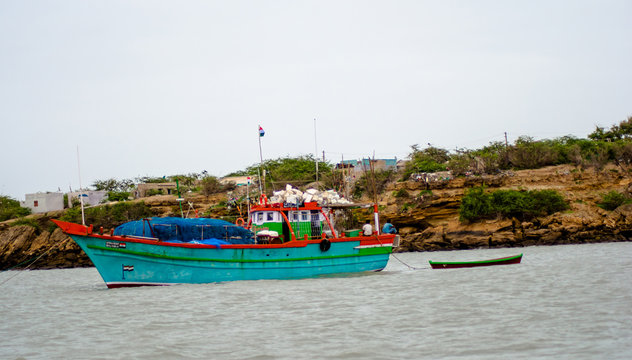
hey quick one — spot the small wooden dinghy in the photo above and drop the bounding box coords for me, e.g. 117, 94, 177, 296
429, 253, 523, 269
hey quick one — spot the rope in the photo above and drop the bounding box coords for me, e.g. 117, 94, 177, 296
390, 252, 430, 270
0, 257, 39, 272
0, 236, 72, 288
376, 233, 429, 270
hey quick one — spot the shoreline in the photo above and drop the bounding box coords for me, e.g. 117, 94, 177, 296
2, 164, 632, 270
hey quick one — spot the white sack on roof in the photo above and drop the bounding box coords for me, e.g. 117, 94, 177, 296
268, 185, 351, 205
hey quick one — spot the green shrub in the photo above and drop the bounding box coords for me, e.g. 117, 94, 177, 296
447, 152, 472, 176
469, 141, 508, 173
508, 136, 561, 169
9, 217, 41, 232
612, 141, 632, 170
0, 196, 31, 221
107, 191, 130, 202
393, 189, 409, 198
459, 187, 492, 222
416, 190, 434, 203
201, 176, 223, 196
528, 189, 570, 216
460, 187, 568, 222
402, 145, 449, 179
490, 190, 531, 218
598, 191, 631, 211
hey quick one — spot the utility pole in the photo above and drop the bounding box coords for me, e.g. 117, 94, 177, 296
258, 126, 265, 194
504, 132, 509, 165
314, 118, 319, 184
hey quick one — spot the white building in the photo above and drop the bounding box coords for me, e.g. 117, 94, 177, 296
23, 192, 64, 213
67, 190, 108, 207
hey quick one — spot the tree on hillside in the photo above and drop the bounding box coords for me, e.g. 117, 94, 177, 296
170, 173, 203, 188
200, 176, 223, 197
589, 116, 632, 141
92, 178, 135, 202
612, 142, 632, 171
402, 145, 449, 179
508, 136, 561, 169
92, 178, 134, 192
232, 155, 331, 191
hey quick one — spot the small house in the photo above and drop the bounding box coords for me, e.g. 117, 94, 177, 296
23, 192, 64, 213
67, 190, 108, 207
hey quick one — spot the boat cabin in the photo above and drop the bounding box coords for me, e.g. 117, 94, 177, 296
248, 201, 331, 243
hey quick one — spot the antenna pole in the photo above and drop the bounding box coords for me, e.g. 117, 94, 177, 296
176, 179, 184, 218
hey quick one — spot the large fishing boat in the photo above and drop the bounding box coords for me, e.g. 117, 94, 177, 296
53, 196, 398, 288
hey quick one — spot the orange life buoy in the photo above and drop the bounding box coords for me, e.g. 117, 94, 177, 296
259, 194, 268, 205
235, 217, 245, 226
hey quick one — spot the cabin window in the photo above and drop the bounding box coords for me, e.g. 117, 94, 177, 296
291, 212, 299, 221
267, 212, 274, 221
301, 211, 309, 221
257, 212, 263, 223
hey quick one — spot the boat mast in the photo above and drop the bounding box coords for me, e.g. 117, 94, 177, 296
76, 146, 85, 226
314, 118, 319, 185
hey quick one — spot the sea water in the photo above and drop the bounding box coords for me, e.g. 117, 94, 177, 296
1, 242, 631, 359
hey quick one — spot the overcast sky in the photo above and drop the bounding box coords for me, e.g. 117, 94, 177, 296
1, 0, 630, 200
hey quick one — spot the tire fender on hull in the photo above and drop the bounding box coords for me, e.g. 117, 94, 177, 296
319, 239, 331, 252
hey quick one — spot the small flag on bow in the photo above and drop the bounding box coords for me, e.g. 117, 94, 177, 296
259, 126, 265, 137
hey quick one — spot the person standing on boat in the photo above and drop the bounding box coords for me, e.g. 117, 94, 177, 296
362, 220, 373, 236
382, 220, 397, 234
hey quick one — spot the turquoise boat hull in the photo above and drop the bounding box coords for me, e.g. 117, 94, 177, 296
56, 221, 396, 288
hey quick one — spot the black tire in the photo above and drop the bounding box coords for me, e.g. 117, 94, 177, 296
319, 239, 331, 252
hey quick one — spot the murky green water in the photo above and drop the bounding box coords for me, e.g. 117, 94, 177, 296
1, 242, 631, 359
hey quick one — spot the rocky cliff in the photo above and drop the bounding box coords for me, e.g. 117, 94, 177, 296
1, 164, 631, 270
0, 214, 93, 270
376, 164, 632, 251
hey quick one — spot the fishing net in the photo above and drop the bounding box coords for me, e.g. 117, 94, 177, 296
114, 217, 255, 244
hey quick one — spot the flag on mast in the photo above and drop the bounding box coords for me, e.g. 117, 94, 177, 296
259, 126, 265, 137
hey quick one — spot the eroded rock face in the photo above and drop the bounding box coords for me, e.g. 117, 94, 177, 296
0, 225, 37, 266
385, 165, 632, 252
0, 225, 92, 270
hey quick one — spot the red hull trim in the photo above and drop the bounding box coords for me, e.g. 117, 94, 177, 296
106, 282, 170, 289
53, 219, 395, 250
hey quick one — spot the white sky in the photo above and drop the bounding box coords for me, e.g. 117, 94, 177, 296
1, 0, 631, 200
